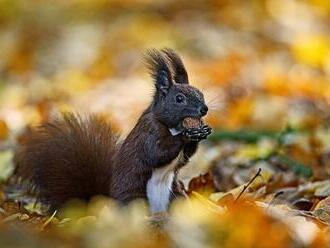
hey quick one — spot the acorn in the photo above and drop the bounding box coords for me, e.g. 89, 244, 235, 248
182, 117, 203, 129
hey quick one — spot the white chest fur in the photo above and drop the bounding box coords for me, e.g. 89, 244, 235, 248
146, 155, 180, 214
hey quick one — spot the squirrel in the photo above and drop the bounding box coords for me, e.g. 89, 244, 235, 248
14, 48, 212, 214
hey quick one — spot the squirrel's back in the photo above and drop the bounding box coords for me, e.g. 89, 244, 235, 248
15, 113, 118, 210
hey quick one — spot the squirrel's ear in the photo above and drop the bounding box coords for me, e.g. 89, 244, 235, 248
162, 48, 189, 84
145, 49, 173, 96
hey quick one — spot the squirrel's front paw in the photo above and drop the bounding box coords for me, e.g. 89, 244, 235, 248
183, 124, 212, 142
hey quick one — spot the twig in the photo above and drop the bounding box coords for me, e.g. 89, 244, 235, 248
234, 168, 262, 203
41, 210, 57, 230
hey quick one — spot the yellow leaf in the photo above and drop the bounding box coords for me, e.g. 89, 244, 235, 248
0, 119, 8, 140
191, 191, 225, 214
292, 34, 330, 68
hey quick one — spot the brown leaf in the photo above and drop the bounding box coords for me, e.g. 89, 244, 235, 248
186, 172, 215, 195
313, 196, 330, 225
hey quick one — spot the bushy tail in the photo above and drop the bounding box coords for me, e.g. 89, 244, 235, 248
14, 113, 118, 211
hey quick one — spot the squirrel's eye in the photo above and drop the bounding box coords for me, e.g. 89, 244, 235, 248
176, 94, 185, 103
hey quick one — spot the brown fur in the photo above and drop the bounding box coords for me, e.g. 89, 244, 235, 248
14, 49, 211, 211
15, 113, 118, 210
110, 108, 184, 203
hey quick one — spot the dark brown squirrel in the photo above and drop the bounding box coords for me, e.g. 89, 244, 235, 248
14, 49, 212, 214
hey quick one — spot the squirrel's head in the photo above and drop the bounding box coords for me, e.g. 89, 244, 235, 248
145, 48, 208, 129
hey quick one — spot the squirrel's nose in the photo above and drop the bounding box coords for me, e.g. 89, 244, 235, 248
199, 105, 208, 116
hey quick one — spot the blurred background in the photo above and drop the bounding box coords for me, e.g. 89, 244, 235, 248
0, 0, 330, 247
0, 0, 329, 135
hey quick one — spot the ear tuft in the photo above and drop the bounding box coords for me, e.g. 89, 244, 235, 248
144, 49, 173, 95
162, 48, 189, 84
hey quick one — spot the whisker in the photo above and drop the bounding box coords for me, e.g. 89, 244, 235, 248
203, 88, 226, 112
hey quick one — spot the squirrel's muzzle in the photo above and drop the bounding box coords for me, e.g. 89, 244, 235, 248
199, 104, 208, 117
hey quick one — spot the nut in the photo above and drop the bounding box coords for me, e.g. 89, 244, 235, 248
182, 117, 202, 129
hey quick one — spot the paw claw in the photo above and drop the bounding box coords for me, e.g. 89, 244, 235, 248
183, 124, 212, 142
